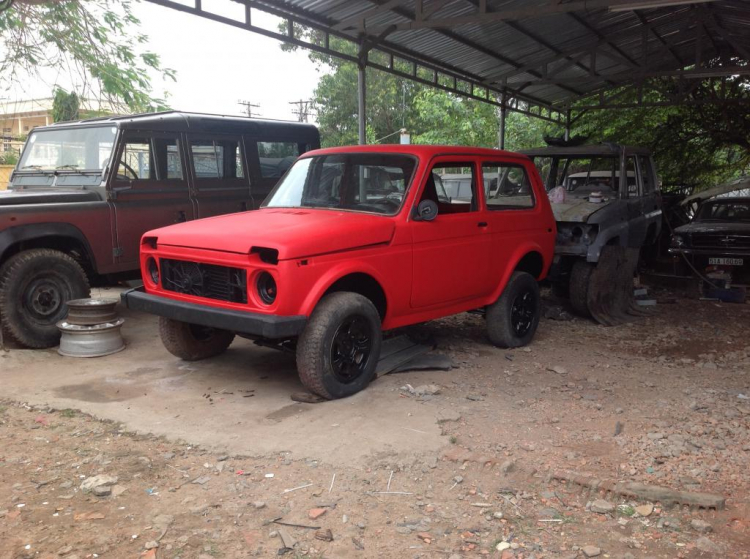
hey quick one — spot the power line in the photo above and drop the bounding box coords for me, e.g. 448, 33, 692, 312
289, 99, 314, 122
238, 99, 260, 118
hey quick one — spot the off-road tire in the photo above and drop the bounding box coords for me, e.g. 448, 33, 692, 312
296, 292, 382, 400
0, 249, 90, 349
486, 271, 541, 348
159, 317, 235, 361
569, 260, 593, 317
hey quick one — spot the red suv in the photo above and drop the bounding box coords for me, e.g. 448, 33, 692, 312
123, 146, 556, 399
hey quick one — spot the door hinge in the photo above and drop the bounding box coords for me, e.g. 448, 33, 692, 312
113, 247, 123, 258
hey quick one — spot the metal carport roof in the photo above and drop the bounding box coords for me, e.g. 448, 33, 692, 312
147, 0, 750, 133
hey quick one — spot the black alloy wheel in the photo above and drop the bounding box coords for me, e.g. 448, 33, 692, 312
510, 289, 537, 337
330, 315, 374, 384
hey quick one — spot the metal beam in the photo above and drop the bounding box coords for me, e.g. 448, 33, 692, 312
506, 65, 750, 86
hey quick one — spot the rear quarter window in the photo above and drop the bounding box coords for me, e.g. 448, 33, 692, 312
257, 141, 299, 178
483, 162, 535, 210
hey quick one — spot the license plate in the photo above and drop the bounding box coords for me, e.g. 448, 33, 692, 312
709, 257, 743, 266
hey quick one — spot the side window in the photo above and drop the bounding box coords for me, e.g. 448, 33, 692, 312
483, 162, 535, 210
153, 137, 183, 180
258, 141, 299, 178
637, 155, 654, 194
625, 157, 639, 197
190, 138, 244, 181
117, 137, 154, 181
420, 162, 476, 214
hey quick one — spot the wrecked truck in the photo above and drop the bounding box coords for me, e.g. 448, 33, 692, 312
522, 144, 662, 325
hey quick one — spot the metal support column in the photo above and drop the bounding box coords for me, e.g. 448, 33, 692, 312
357, 41, 368, 145
499, 94, 508, 150
564, 108, 571, 141
358, 64, 366, 144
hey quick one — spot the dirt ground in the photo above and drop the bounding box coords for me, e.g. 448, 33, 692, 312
1, 287, 749, 559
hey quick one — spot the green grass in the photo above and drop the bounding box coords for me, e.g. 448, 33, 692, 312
449, 435, 457, 444
0, 405, 7, 415
618, 505, 636, 517
60, 409, 76, 418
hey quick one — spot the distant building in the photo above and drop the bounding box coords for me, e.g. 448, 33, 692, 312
0, 97, 123, 157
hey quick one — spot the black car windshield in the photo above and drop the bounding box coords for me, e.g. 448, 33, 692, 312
696, 200, 750, 222
18, 125, 117, 173
263, 153, 417, 215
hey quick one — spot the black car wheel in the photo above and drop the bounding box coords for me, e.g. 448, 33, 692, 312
486, 271, 541, 348
0, 249, 90, 348
297, 292, 382, 399
159, 317, 235, 361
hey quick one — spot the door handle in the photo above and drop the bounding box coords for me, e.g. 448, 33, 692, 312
477, 221, 488, 228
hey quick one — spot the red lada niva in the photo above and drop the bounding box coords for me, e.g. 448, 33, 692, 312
122, 145, 556, 399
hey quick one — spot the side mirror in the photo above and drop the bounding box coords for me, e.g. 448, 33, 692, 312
413, 199, 438, 222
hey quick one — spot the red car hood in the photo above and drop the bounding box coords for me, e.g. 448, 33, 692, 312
150, 208, 396, 260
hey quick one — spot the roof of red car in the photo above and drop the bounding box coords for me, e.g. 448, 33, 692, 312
304, 144, 529, 159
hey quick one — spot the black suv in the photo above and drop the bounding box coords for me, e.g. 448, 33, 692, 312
0, 111, 319, 348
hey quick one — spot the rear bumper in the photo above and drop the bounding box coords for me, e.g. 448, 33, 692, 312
121, 287, 307, 339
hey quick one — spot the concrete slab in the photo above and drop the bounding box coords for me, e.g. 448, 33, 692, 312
0, 288, 448, 467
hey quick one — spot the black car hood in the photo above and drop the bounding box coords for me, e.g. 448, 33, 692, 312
0, 189, 102, 206
675, 221, 750, 234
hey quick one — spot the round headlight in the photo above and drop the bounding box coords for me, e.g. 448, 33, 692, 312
147, 257, 159, 285
257, 272, 277, 305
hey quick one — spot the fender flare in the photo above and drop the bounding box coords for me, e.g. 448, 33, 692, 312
489, 241, 549, 303
0, 223, 98, 271
299, 261, 389, 318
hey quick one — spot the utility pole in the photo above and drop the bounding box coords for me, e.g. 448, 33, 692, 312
237, 100, 260, 118
289, 99, 313, 122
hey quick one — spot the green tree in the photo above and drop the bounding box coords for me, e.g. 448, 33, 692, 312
51, 88, 80, 122
572, 77, 750, 190
0, 0, 175, 112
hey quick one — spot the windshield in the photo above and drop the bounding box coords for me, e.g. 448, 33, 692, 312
696, 200, 750, 222
263, 153, 417, 215
18, 126, 117, 172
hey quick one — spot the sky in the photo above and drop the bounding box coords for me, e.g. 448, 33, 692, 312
5, 0, 324, 122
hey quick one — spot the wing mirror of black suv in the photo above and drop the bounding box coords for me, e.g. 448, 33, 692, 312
413, 199, 438, 222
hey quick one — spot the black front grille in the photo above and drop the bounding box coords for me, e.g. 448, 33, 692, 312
161, 259, 247, 304
691, 233, 750, 250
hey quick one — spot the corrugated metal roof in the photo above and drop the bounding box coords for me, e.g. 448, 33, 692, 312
251, 0, 750, 109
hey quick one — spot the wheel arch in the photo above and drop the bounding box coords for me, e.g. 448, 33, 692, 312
489, 243, 550, 305
301, 266, 388, 321
0, 223, 98, 276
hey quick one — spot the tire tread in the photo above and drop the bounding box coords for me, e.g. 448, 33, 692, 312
159, 317, 235, 361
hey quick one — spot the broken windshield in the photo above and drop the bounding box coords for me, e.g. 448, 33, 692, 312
18, 125, 117, 174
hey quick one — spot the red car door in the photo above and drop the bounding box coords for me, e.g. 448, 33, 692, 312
480, 158, 542, 280
410, 158, 491, 308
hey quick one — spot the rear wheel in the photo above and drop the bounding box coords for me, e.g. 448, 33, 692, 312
296, 292, 382, 400
569, 260, 593, 317
486, 271, 541, 348
0, 249, 90, 348
159, 317, 235, 361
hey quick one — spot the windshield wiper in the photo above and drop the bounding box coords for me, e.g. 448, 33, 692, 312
22, 165, 43, 170
56, 164, 80, 170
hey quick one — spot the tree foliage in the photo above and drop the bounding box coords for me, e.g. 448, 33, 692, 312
51, 87, 79, 122
573, 76, 750, 190
0, 0, 175, 113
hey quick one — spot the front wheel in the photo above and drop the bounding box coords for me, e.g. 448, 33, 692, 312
159, 318, 235, 361
486, 271, 541, 348
296, 292, 382, 400
0, 249, 90, 348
